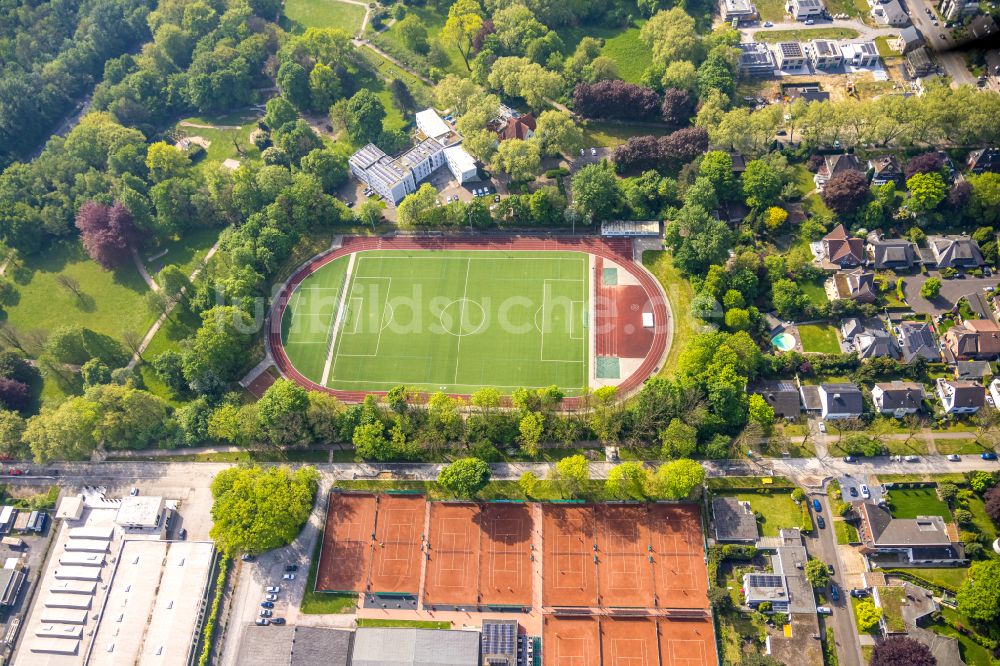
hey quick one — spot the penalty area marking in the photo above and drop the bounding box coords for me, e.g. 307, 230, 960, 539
320, 252, 356, 386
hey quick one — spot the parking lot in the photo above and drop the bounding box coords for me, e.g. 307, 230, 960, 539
837, 474, 883, 504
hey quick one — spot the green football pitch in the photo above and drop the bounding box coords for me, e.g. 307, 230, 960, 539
280, 250, 591, 395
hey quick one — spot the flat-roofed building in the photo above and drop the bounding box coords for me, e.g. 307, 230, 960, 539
788, 0, 824, 19
352, 627, 481, 666
415, 108, 451, 142
776, 42, 807, 69
721, 0, 757, 21
739, 43, 776, 75
443, 145, 477, 183
842, 41, 880, 67
115, 495, 168, 537
810, 39, 843, 69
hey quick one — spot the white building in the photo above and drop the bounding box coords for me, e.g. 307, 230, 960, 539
721, 0, 757, 21
940, 0, 978, 20
936, 378, 985, 414
871, 0, 909, 26
788, 0, 824, 19
810, 39, 843, 69
841, 41, 881, 67
443, 145, 477, 183
415, 108, 452, 143
776, 42, 808, 69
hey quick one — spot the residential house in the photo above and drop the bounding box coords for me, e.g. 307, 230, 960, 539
871, 0, 909, 25
857, 502, 964, 564
943, 319, 1000, 360
895, 26, 924, 54
712, 497, 759, 543
898, 321, 940, 363
841, 42, 880, 67
953, 14, 999, 47
905, 46, 935, 77
748, 380, 802, 419
871, 381, 926, 416
867, 232, 918, 270
854, 327, 902, 359
738, 43, 777, 76
986, 50, 1000, 78
841, 317, 865, 341
955, 360, 992, 381
788, 0, 824, 19
832, 268, 878, 302
821, 223, 865, 267
810, 40, 843, 70
498, 114, 536, 142
868, 155, 903, 185
939, 0, 978, 19
818, 383, 865, 419
742, 529, 816, 613
988, 377, 1000, 408
926, 235, 984, 269
776, 42, 808, 69
721, 0, 758, 21
814, 155, 863, 191
967, 147, 1000, 174
936, 378, 986, 414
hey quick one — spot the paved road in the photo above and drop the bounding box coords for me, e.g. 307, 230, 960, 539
904, 0, 978, 85
807, 493, 863, 666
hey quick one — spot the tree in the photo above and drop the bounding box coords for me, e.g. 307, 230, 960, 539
804, 559, 830, 587
660, 418, 697, 459
661, 60, 699, 92
970, 470, 996, 493
438, 457, 491, 497
396, 14, 429, 53
23, 397, 101, 462
967, 173, 1000, 225
741, 160, 782, 210
904, 151, 945, 180
771, 279, 808, 319
748, 393, 775, 428
763, 207, 788, 231
300, 148, 349, 193
660, 127, 709, 166
518, 411, 545, 457
534, 110, 584, 157
0, 410, 27, 459
605, 462, 649, 500
661, 88, 694, 125
906, 171, 947, 214
518, 471, 540, 497
855, 600, 883, 631
182, 306, 255, 391
870, 637, 936, 666
256, 379, 311, 446
397, 183, 441, 228
334, 90, 385, 145
920, 277, 942, 299
434, 75, 480, 116
957, 560, 1000, 621
80, 358, 111, 388
309, 62, 341, 113
492, 139, 541, 182
277, 61, 311, 110
572, 80, 661, 121
0, 378, 31, 412
210, 465, 319, 555
486, 58, 562, 112
145, 141, 190, 182
640, 8, 699, 65
664, 205, 732, 275
571, 163, 621, 221
648, 459, 704, 499
264, 96, 297, 131
75, 200, 137, 269
821, 170, 870, 216
441, 0, 483, 70
550, 454, 590, 497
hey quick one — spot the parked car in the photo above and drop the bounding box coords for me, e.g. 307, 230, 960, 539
265, 594, 278, 601
982, 452, 998, 461
271, 618, 286, 625
905, 455, 920, 462
849, 487, 858, 498
590, 147, 597, 156
850, 588, 869, 598
285, 565, 298, 573
130, 487, 139, 496
830, 585, 839, 602
266, 586, 280, 593
844, 455, 856, 463
178, 528, 187, 540
817, 516, 826, 529
812, 499, 822, 512
817, 606, 832, 615
804, 19, 815, 24
259, 609, 272, 618
818, 421, 827, 433
261, 601, 274, 609
283, 573, 296, 581
860, 484, 870, 499
763, 20, 773, 26
947, 454, 961, 462
827, 564, 835, 575
256, 618, 270, 626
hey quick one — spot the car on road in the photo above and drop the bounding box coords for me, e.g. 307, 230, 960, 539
763, 20, 773, 26
844, 455, 856, 463
860, 484, 871, 499
804, 19, 814, 24
271, 618, 287, 625
812, 499, 822, 512
817, 516, 826, 529
849, 486, 858, 498
130, 487, 139, 496
817, 606, 832, 615
827, 564, 835, 574
983, 452, 998, 460
283, 573, 296, 581
266, 586, 280, 593
590, 147, 597, 156
947, 454, 961, 462
256, 618, 270, 626
261, 601, 274, 609
259, 609, 272, 618
830, 585, 839, 602
241, 554, 256, 562
265, 593, 278, 601
905, 455, 920, 462
285, 565, 298, 573
818, 421, 827, 433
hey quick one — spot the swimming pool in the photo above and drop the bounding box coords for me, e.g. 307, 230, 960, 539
771, 332, 796, 351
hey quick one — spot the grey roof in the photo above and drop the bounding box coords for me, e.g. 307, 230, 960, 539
235, 626, 352, 666
874, 381, 925, 410
955, 360, 992, 380
941, 379, 986, 409
237, 625, 296, 666
352, 628, 481, 666
899, 26, 923, 45
799, 384, 822, 411
820, 383, 864, 416
928, 235, 984, 268
855, 328, 901, 359
841, 317, 864, 340
744, 529, 815, 614
899, 321, 939, 363
868, 238, 918, 268
712, 497, 759, 542
860, 502, 952, 547
748, 380, 801, 418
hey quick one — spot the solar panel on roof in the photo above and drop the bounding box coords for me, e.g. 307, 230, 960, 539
482, 621, 516, 656
747, 574, 784, 588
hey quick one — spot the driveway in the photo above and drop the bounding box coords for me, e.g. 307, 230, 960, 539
837, 474, 883, 504
900, 273, 1000, 316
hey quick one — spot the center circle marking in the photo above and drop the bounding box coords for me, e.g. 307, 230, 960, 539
439, 298, 487, 337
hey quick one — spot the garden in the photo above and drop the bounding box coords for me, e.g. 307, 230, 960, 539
886, 486, 952, 521
798, 323, 841, 354
718, 489, 804, 537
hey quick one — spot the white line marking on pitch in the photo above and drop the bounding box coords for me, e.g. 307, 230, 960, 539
320, 252, 356, 386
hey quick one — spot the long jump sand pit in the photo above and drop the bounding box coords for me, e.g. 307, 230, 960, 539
316, 492, 376, 592
649, 504, 710, 609
601, 618, 659, 666
368, 494, 425, 594
542, 504, 597, 607
543, 616, 601, 666
596, 504, 654, 608
478, 502, 533, 607
658, 617, 718, 666
424, 502, 480, 606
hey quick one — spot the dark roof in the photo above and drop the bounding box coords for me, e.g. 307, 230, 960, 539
967, 147, 1000, 174
820, 383, 864, 415
874, 381, 925, 410
712, 497, 759, 542
868, 155, 901, 179
928, 235, 984, 268
860, 502, 952, 547
748, 379, 801, 418
868, 237, 918, 269
730, 153, 747, 173
823, 223, 865, 265
822, 154, 862, 178
291, 627, 353, 666
942, 380, 986, 409
955, 360, 993, 380
855, 328, 901, 359
899, 321, 939, 363
800, 384, 822, 411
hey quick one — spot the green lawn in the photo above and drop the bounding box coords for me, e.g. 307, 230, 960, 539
874, 36, 902, 58
800, 279, 828, 306
5, 240, 154, 348
876, 586, 906, 633
965, 495, 998, 542
722, 491, 801, 537
145, 227, 222, 278
887, 487, 952, 520
375, 5, 467, 77
756, 0, 787, 21
834, 520, 859, 545
356, 619, 452, 629
884, 437, 931, 456
560, 21, 652, 84
582, 121, 670, 148
354, 48, 433, 134
798, 323, 840, 354
282, 250, 589, 395
282, 0, 366, 34
935, 438, 985, 455
753, 28, 860, 42
643, 250, 696, 376
174, 113, 261, 164
930, 608, 995, 666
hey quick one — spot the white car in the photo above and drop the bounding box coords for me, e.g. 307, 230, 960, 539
947, 454, 961, 462
860, 484, 871, 499
283, 573, 296, 581
265, 593, 278, 601
817, 606, 832, 615
266, 586, 280, 593
763, 20, 773, 26
804, 19, 815, 24
818, 421, 827, 433
590, 147, 597, 156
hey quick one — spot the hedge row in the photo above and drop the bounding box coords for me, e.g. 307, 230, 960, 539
197, 556, 231, 666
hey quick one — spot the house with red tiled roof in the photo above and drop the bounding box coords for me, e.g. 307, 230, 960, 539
821, 224, 864, 268
498, 114, 536, 141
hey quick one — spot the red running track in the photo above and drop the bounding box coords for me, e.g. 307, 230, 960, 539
267, 235, 670, 409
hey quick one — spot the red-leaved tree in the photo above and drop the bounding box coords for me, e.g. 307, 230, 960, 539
985, 486, 1000, 525
572, 80, 660, 121
75, 201, 137, 269
821, 170, 870, 216
0, 377, 31, 411
870, 637, 936, 666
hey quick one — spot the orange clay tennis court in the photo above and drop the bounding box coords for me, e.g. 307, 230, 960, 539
478, 502, 533, 606
658, 617, 718, 666
649, 504, 710, 609
596, 504, 654, 608
543, 616, 601, 666
315, 492, 376, 592
424, 502, 480, 606
601, 618, 659, 666
368, 494, 425, 594
542, 504, 598, 607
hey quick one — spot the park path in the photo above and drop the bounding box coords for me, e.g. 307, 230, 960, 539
178, 121, 243, 130
125, 237, 222, 369
354, 38, 434, 86
130, 246, 159, 292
